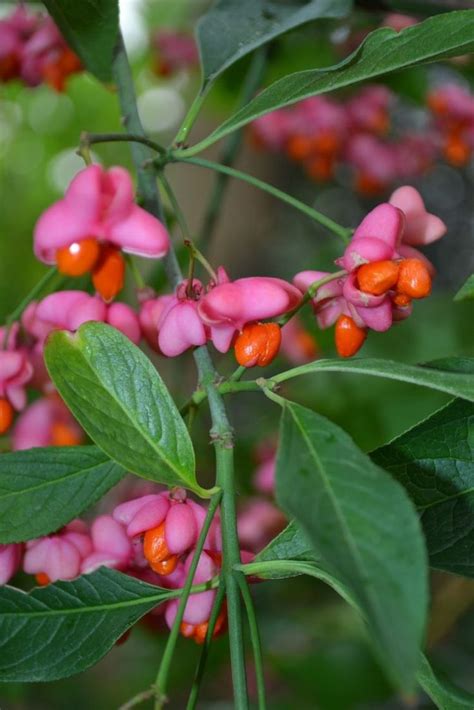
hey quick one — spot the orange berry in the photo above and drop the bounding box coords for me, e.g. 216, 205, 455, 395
56, 238, 100, 277
0, 398, 14, 434
305, 155, 334, 182
286, 134, 314, 161
50, 422, 82, 447
92, 245, 125, 302
335, 315, 367, 358
393, 292, 411, 308
193, 622, 209, 644
35, 572, 51, 586
355, 173, 385, 196
357, 260, 400, 296
149, 555, 178, 576
234, 323, 281, 368
180, 622, 195, 638
143, 522, 169, 567
311, 131, 339, 155
397, 259, 432, 299
427, 93, 448, 116
443, 133, 470, 167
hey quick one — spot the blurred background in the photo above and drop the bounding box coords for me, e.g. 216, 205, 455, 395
0, 0, 473, 708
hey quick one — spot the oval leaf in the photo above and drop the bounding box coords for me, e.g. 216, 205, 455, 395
44, 322, 207, 496
372, 399, 474, 577
43, 0, 119, 82
455, 274, 474, 301
272, 357, 474, 402
418, 654, 474, 710
186, 10, 474, 154
197, 0, 351, 87
0, 568, 172, 682
276, 401, 428, 691
0, 445, 125, 544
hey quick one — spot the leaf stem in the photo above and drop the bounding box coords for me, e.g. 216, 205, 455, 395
170, 156, 352, 243
154, 490, 222, 708
173, 89, 209, 148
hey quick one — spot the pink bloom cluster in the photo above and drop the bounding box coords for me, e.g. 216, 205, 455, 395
0, 489, 253, 644
251, 85, 438, 193
251, 80, 474, 194
293, 186, 447, 354
0, 6, 81, 91
139, 267, 301, 357
151, 29, 199, 77
428, 84, 474, 167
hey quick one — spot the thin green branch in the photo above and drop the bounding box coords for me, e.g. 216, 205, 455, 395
112, 33, 250, 710
173, 89, 209, 148
2, 267, 59, 348
186, 581, 226, 710
237, 573, 267, 709
79, 130, 167, 156
170, 156, 352, 243
154, 491, 222, 708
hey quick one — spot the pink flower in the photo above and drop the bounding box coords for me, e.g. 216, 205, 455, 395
81, 515, 133, 574
138, 295, 175, 352
198, 274, 301, 353
12, 395, 82, 450
251, 110, 292, 151
238, 499, 286, 552
152, 30, 199, 76
254, 455, 276, 496
165, 550, 218, 631
0, 543, 22, 585
0, 324, 33, 412
34, 164, 169, 264
346, 85, 392, 135
30, 291, 141, 344
156, 281, 208, 357
382, 13, 418, 31
345, 134, 399, 195
23, 520, 92, 584
389, 186, 447, 247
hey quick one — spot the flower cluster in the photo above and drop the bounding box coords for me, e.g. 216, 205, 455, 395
0, 5, 81, 91
427, 84, 474, 167
1, 489, 254, 644
251, 81, 473, 195
251, 85, 437, 194
294, 186, 447, 357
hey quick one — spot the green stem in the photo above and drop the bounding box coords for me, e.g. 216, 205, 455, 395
124, 254, 146, 289
237, 572, 267, 710
112, 33, 250, 709
80, 130, 166, 155
2, 267, 59, 348
174, 89, 209, 148
194, 348, 249, 709
198, 48, 268, 252
277, 270, 347, 326
171, 156, 351, 243
154, 491, 222, 708
186, 581, 226, 710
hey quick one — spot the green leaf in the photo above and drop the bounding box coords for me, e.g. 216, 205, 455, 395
372, 399, 474, 577
0, 446, 124, 544
0, 568, 173, 682
417, 654, 474, 710
44, 322, 208, 497
196, 0, 351, 87
43, 0, 119, 82
455, 274, 474, 301
186, 10, 474, 153
276, 401, 428, 691
272, 357, 474, 402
